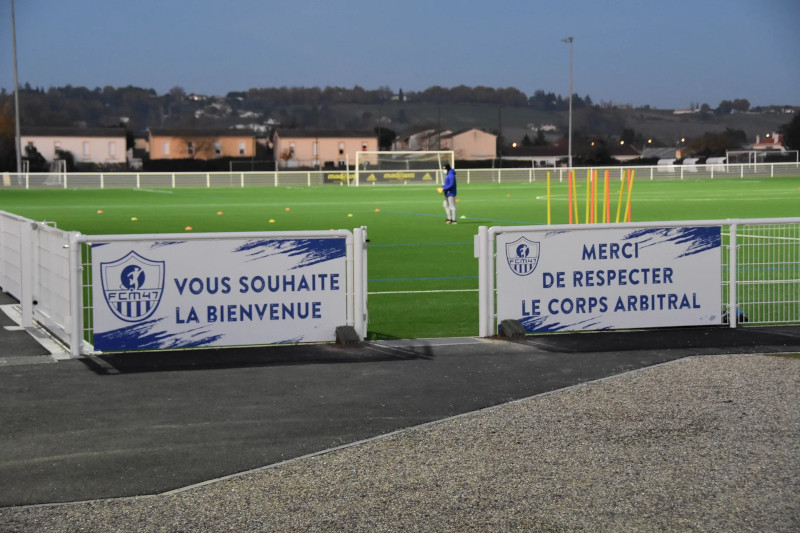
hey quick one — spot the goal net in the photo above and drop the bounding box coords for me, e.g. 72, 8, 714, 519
43, 159, 66, 186
354, 151, 454, 186
726, 150, 799, 165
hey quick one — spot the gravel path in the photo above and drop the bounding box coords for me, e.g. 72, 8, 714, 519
1, 354, 798, 532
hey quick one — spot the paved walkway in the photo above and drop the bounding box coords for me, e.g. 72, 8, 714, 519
2, 290, 800, 508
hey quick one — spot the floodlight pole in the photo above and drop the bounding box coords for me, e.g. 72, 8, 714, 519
562, 36, 573, 170
11, 0, 22, 174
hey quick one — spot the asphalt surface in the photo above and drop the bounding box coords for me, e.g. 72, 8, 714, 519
2, 290, 800, 508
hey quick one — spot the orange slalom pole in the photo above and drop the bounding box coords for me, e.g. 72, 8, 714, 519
584, 169, 590, 224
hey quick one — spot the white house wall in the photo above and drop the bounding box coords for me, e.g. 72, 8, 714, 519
21, 135, 127, 165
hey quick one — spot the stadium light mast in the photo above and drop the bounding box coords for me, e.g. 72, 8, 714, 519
562, 36, 573, 169
11, 0, 22, 173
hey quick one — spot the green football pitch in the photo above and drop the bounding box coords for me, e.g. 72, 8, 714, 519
2, 176, 799, 339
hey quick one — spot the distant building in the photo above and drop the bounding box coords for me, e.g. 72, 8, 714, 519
393, 128, 497, 160
272, 130, 378, 169
751, 132, 786, 151
502, 144, 566, 167
608, 144, 641, 162
727, 132, 797, 164
642, 147, 680, 160
21, 127, 127, 166
529, 123, 557, 132
148, 129, 255, 160
504, 141, 640, 166
393, 129, 440, 151
442, 128, 497, 160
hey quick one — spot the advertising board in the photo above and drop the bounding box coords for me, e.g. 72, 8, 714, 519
496, 226, 722, 332
90, 236, 348, 351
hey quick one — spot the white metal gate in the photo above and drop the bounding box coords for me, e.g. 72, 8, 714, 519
477, 218, 800, 336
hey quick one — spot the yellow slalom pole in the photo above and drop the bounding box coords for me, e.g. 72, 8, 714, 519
615, 169, 626, 223
603, 169, 610, 223
547, 171, 551, 225
625, 169, 635, 222
572, 172, 579, 224
584, 169, 591, 224
567, 171, 573, 224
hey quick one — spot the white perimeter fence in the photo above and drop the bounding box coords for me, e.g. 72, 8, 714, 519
0, 212, 77, 346
2, 211, 799, 356
0, 209, 368, 356
1, 161, 799, 189
476, 219, 800, 337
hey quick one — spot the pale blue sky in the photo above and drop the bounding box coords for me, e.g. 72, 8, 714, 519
2, 0, 799, 109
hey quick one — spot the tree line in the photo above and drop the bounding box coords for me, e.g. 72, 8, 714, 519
1, 83, 785, 135
1, 83, 797, 172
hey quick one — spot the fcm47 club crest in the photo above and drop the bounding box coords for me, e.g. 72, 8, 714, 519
100, 251, 165, 322
506, 237, 540, 276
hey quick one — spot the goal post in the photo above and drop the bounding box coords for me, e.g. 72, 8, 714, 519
726, 150, 799, 166
354, 151, 454, 186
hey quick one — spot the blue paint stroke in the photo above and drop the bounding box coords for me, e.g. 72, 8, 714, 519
272, 335, 305, 344
234, 238, 346, 269
518, 315, 610, 333
624, 226, 720, 258
93, 318, 223, 351
151, 241, 185, 248
94, 319, 309, 351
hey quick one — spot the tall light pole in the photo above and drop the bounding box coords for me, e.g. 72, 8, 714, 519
562, 36, 573, 169
11, 0, 22, 174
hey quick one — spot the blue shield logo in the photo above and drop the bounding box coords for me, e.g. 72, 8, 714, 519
100, 251, 165, 322
506, 237, 540, 276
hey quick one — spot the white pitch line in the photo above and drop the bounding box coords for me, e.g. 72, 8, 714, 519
133, 188, 175, 195
368, 289, 478, 295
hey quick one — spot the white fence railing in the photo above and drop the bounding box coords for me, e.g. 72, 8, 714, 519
457, 161, 800, 184
726, 220, 800, 326
2, 161, 799, 189
1, 209, 368, 357
476, 218, 800, 336
0, 211, 78, 344
3, 208, 799, 354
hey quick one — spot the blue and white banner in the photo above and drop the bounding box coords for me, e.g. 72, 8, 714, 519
496, 226, 723, 332
91, 237, 348, 351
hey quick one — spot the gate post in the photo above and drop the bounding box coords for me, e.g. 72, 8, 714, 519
728, 223, 738, 328
69, 233, 84, 356
20, 222, 33, 327
353, 226, 368, 339
477, 226, 490, 337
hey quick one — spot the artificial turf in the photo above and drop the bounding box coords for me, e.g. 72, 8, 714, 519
1, 176, 799, 339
